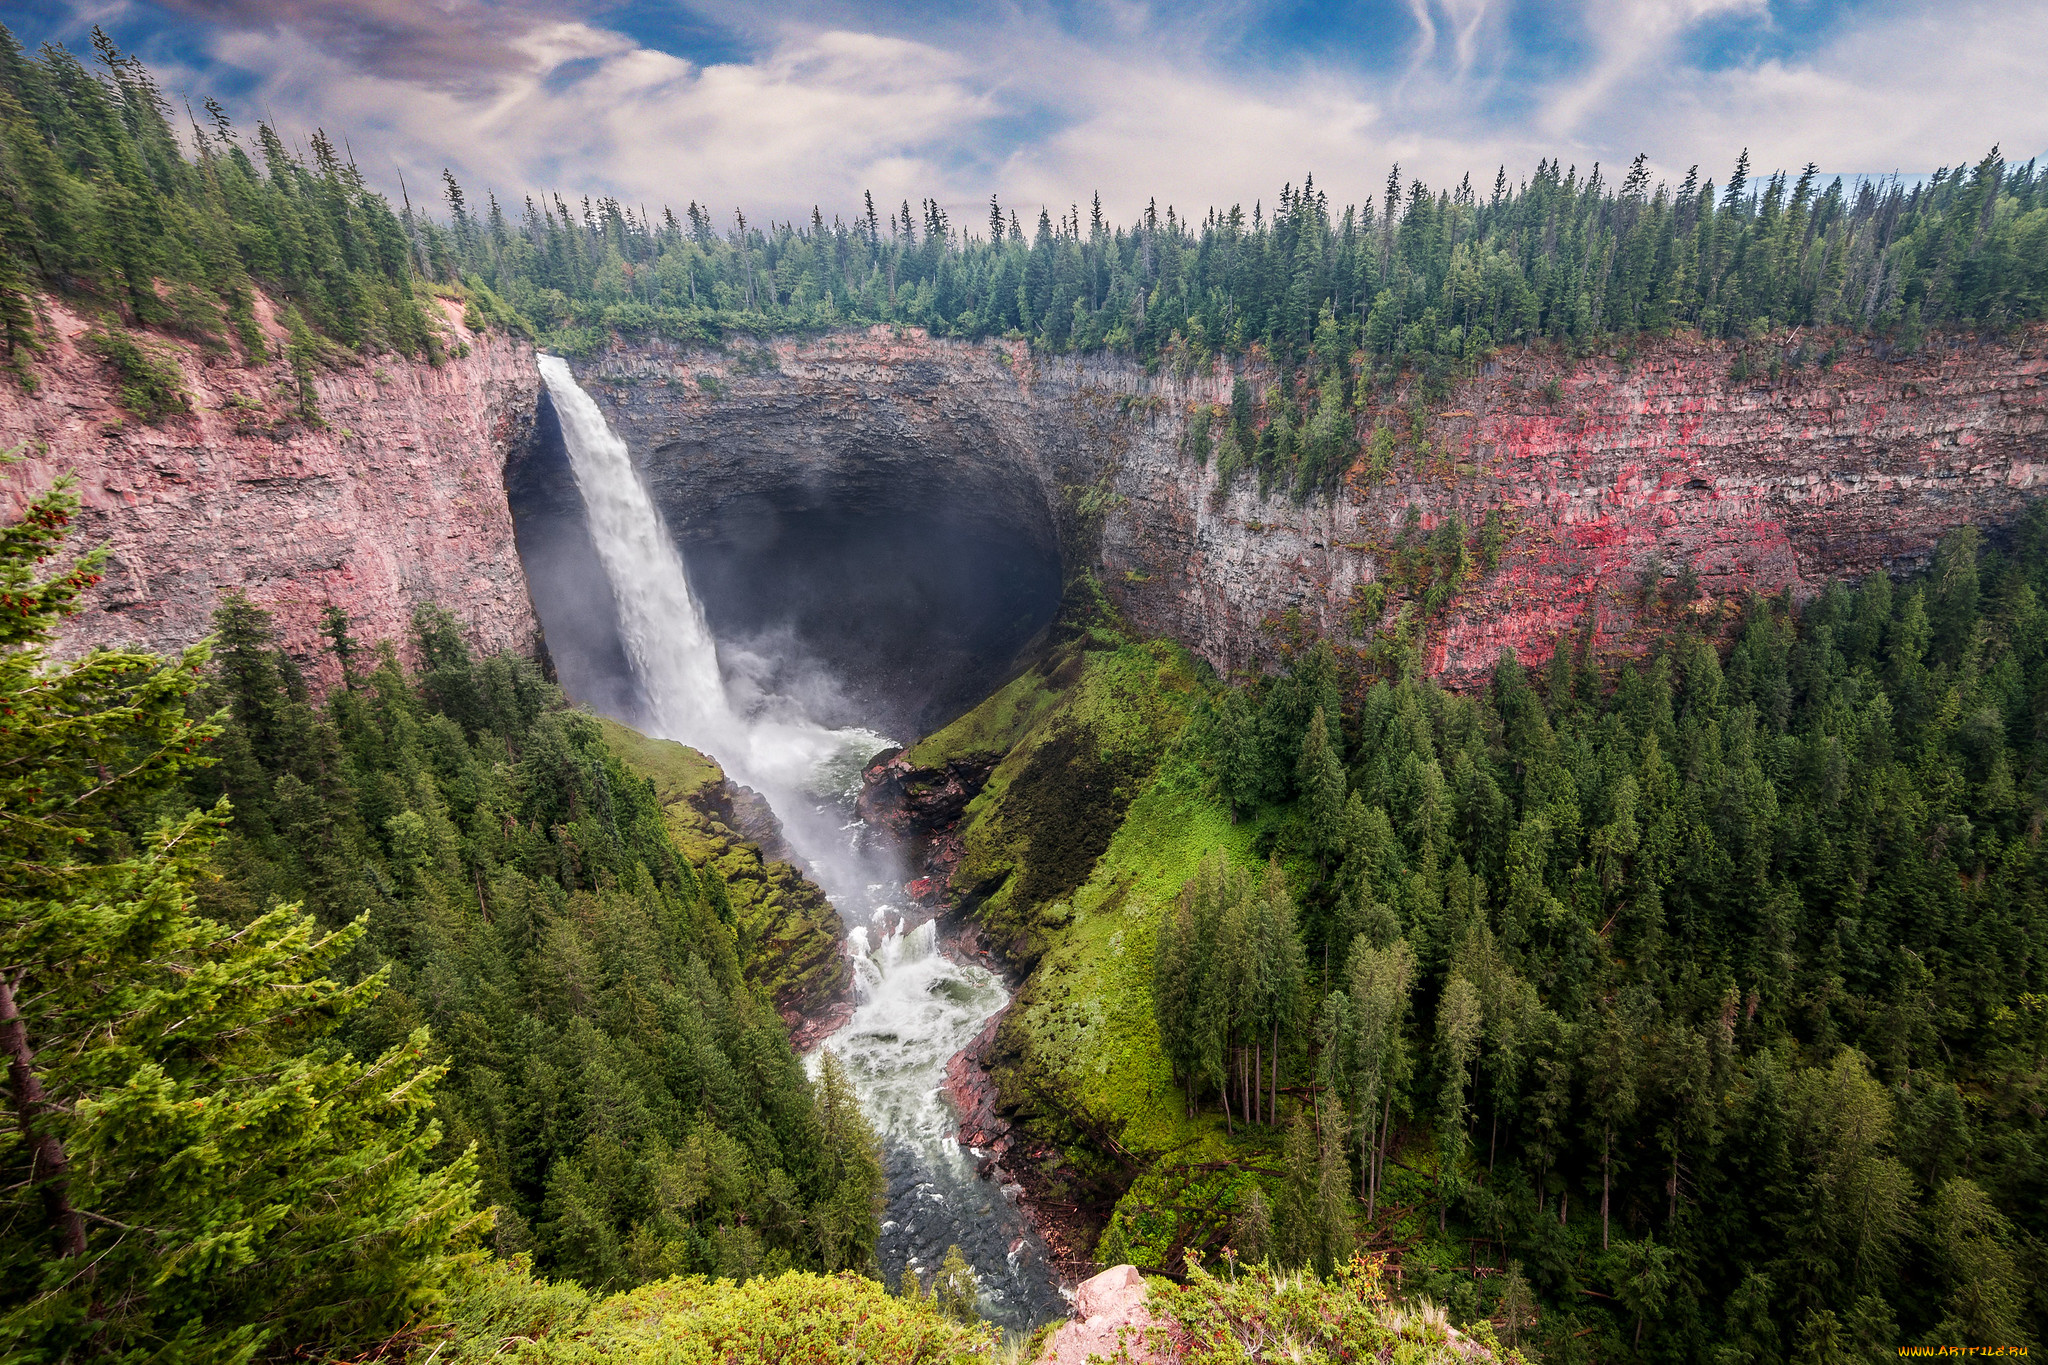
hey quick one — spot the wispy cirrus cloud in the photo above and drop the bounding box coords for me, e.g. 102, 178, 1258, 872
18, 0, 2048, 229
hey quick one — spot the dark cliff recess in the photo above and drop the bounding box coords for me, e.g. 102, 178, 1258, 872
521, 352, 1070, 739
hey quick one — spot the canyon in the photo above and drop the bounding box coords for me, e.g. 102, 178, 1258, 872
12, 305, 2045, 1350
539, 324, 2048, 709
13, 308, 2044, 708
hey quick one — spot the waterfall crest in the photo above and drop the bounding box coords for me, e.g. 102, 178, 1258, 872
538, 355, 882, 798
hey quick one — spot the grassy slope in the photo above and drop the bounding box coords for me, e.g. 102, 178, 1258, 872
596, 717, 848, 1013
927, 626, 1473, 1286
914, 626, 1272, 1256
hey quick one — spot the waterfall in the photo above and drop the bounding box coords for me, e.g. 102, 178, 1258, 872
537, 356, 881, 798
536, 355, 1063, 1330
537, 355, 743, 756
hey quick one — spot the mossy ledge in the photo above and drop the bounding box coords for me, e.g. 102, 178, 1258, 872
596, 717, 849, 1020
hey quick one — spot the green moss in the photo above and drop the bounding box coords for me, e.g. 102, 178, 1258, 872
597, 717, 848, 1013
903, 663, 1063, 769
948, 637, 1206, 965
595, 715, 725, 798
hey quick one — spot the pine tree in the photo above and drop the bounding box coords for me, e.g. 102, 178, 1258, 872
1298, 704, 1348, 867
1433, 973, 1482, 1230
812, 1050, 885, 1274
1230, 1186, 1271, 1267
0, 240, 39, 387
1274, 1113, 1318, 1270
1311, 1104, 1355, 1275
282, 302, 323, 426
1346, 937, 1414, 1215
932, 1245, 979, 1323
0, 472, 485, 1362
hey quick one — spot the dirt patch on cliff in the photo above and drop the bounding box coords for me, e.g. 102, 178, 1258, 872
1003, 722, 1145, 912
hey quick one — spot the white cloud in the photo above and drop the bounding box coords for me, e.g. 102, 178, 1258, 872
203, 19, 996, 222
165, 0, 2048, 231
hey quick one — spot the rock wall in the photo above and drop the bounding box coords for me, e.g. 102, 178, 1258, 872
13, 303, 2037, 711
574, 325, 2048, 690
1111, 328, 2048, 683
0, 294, 541, 690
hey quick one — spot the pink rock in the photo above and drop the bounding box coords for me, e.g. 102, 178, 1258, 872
1038, 1265, 1167, 1365
3, 296, 539, 695
1074, 1264, 1145, 1321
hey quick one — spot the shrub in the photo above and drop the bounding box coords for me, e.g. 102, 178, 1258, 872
82, 327, 191, 421
497, 1272, 999, 1363
1151, 1255, 1531, 1365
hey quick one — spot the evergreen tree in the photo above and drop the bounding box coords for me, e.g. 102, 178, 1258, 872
1298, 704, 1347, 867
0, 473, 484, 1363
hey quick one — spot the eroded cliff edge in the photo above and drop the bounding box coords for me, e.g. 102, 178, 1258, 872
0, 295, 540, 690
11, 309, 2043, 712
571, 325, 2048, 689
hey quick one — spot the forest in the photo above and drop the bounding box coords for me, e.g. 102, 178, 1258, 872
3, 22, 2046, 395
0, 476, 888, 1362
1129, 518, 2048, 1358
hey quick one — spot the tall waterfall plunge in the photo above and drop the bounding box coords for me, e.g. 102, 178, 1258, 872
536, 357, 1064, 1329
537, 354, 870, 795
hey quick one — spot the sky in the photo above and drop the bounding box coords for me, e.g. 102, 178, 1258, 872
7, 0, 2047, 231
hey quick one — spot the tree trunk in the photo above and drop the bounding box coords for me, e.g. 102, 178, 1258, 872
1270, 1021, 1279, 1128
1559, 1189, 1568, 1225
0, 974, 86, 1260
1220, 1062, 1233, 1136
1601, 1125, 1612, 1251
1668, 1146, 1678, 1224
1253, 1042, 1261, 1125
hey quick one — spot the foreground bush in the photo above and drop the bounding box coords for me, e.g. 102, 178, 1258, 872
437, 1263, 1000, 1363
1150, 1255, 1529, 1364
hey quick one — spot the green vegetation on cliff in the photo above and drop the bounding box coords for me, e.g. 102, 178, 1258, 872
594, 716, 849, 1014
936, 529, 2048, 1359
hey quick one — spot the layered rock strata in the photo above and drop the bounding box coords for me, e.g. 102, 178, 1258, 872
1, 295, 540, 689
572, 325, 2048, 687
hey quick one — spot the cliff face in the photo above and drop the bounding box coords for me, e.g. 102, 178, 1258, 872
1112, 328, 2048, 683
14, 304, 2040, 711
0, 295, 541, 688
568, 326, 2048, 692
